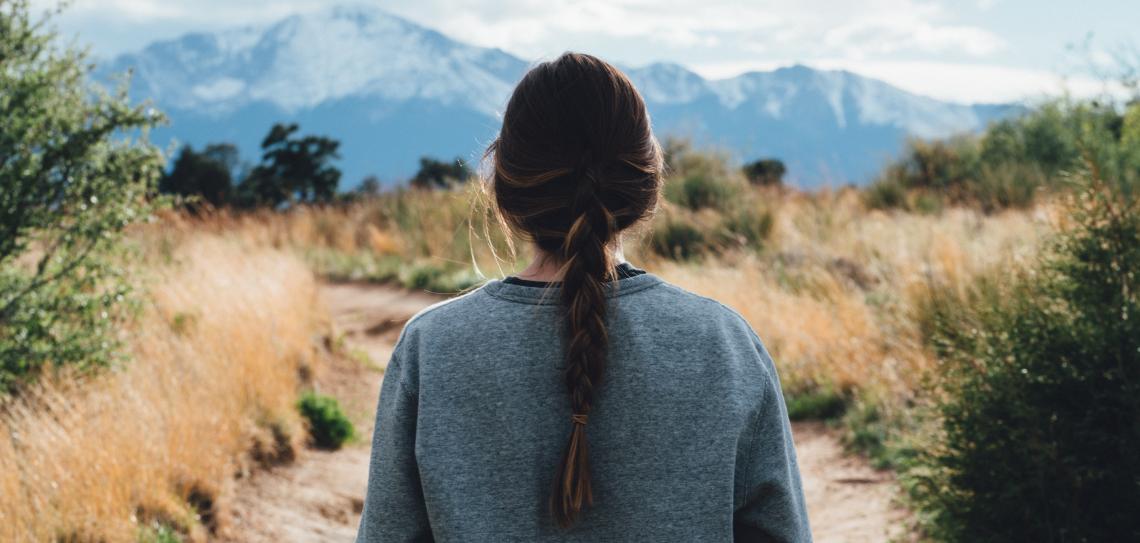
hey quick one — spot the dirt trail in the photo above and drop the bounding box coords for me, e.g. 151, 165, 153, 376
218, 283, 906, 542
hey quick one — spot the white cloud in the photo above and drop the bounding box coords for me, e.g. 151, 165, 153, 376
38, 0, 1001, 62
691, 58, 1127, 103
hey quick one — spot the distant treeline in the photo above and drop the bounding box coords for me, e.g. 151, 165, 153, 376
161, 126, 786, 211
865, 99, 1140, 212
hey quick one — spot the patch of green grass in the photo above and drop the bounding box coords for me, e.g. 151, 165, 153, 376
305, 247, 484, 294
297, 392, 355, 451
137, 522, 181, 543
785, 389, 848, 421
348, 348, 379, 371
840, 398, 922, 471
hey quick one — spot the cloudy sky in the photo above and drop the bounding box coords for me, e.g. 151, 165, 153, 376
31, 0, 1139, 104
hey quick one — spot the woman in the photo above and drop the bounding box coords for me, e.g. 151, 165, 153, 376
356, 52, 811, 542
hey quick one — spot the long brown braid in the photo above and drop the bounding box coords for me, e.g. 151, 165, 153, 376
486, 52, 664, 528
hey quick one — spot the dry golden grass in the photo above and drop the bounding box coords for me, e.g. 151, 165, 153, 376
0, 229, 325, 541
653, 188, 1056, 399
213, 183, 1056, 406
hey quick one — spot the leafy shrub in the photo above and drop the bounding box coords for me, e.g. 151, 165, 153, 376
785, 389, 847, 421
903, 136, 981, 190
0, 0, 165, 392
863, 174, 909, 210
908, 166, 1140, 541
716, 205, 774, 251
972, 161, 1045, 211
661, 139, 745, 212
649, 214, 706, 261
664, 172, 741, 212
297, 392, 355, 450
911, 192, 944, 215
742, 158, 786, 186
864, 99, 1138, 212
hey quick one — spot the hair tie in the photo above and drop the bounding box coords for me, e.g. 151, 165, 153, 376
570, 413, 589, 426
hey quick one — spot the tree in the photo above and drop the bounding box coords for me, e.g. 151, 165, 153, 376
742, 158, 786, 186
159, 143, 239, 209
0, 0, 166, 390
357, 175, 382, 196
410, 156, 471, 190
237, 123, 341, 208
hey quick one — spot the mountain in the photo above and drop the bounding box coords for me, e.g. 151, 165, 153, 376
101, 4, 1018, 189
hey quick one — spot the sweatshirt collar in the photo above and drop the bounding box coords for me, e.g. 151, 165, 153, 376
481, 270, 664, 305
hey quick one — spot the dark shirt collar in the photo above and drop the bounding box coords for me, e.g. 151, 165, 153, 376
502, 261, 646, 287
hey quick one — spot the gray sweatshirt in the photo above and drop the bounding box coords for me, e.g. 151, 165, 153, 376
355, 270, 812, 542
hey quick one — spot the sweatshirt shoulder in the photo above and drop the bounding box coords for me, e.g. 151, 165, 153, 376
650, 281, 764, 343
390, 283, 491, 346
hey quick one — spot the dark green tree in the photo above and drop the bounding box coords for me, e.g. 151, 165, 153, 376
357, 175, 382, 196
237, 123, 341, 207
0, 0, 166, 390
159, 143, 239, 209
410, 156, 471, 190
742, 158, 786, 186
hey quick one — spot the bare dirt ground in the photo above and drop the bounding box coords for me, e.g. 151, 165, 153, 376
218, 283, 907, 542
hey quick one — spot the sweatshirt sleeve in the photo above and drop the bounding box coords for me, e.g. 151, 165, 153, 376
733, 337, 813, 543
355, 348, 434, 543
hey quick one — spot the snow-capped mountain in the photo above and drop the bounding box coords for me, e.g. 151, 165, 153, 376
102, 4, 1017, 188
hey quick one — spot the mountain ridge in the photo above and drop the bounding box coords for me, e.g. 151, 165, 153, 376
101, 4, 1019, 188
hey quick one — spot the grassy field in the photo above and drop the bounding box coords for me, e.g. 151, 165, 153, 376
211, 170, 1058, 470
0, 224, 328, 541
0, 148, 1071, 540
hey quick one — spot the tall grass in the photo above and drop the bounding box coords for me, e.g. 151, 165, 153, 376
653, 189, 1052, 399
0, 230, 324, 541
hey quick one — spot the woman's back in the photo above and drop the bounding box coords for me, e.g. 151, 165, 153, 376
356, 269, 811, 541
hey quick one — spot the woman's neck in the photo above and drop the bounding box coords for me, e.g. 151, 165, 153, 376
514, 238, 628, 282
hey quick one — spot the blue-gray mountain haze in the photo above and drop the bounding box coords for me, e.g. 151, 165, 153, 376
101, 4, 1019, 189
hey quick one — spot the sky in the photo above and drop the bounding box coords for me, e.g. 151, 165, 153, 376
30, 0, 1140, 104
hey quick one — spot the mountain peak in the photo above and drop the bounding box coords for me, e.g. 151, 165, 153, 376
102, 8, 1014, 187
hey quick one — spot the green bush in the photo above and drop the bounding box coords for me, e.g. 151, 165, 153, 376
716, 205, 774, 252
0, 1, 166, 392
971, 161, 1045, 211
297, 392, 355, 450
908, 166, 1140, 541
742, 158, 786, 186
785, 389, 847, 421
863, 99, 1139, 212
649, 214, 706, 261
863, 174, 909, 211
664, 172, 741, 212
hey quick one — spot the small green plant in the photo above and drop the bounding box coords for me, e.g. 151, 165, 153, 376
717, 205, 774, 252
137, 522, 181, 543
784, 388, 847, 421
649, 214, 706, 261
862, 175, 909, 211
349, 348, 379, 371
664, 173, 741, 212
297, 392, 355, 450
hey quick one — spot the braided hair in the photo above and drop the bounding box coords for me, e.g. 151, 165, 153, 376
486, 52, 664, 528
